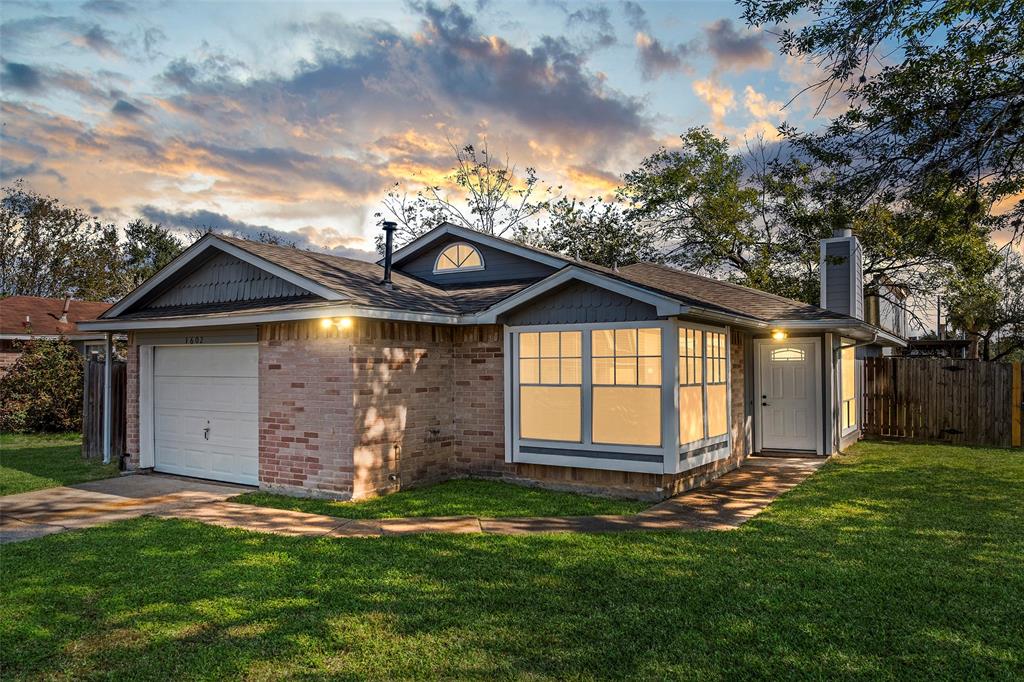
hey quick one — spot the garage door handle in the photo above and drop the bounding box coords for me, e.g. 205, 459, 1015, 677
203, 427, 210, 440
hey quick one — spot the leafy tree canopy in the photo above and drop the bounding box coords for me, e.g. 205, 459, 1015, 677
741, 0, 1024, 236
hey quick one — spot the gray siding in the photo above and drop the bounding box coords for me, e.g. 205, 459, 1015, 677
824, 241, 852, 316
398, 234, 557, 285
501, 281, 658, 325
853, 241, 864, 320
146, 251, 309, 308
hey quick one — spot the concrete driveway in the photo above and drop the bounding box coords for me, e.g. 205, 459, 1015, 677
0, 474, 250, 543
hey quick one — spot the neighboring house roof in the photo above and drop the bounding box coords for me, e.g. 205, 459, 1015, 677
81, 225, 904, 345
0, 296, 111, 338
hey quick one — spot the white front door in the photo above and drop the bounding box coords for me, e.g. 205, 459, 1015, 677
153, 345, 259, 485
758, 340, 819, 452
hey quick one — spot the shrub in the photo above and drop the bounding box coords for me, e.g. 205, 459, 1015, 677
0, 338, 83, 433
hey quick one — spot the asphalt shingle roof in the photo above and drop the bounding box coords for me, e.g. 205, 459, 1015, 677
113, 231, 858, 327
1, 296, 112, 334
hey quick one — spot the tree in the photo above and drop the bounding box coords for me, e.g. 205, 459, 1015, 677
185, 226, 296, 248
946, 250, 1024, 361
0, 338, 83, 432
518, 197, 660, 269
376, 141, 557, 249
620, 128, 996, 324
122, 219, 184, 290
741, 0, 1024, 238
0, 182, 123, 301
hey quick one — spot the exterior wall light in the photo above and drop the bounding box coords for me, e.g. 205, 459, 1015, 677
771, 329, 788, 341
320, 317, 354, 330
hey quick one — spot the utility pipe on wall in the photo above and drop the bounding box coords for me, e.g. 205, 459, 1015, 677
102, 332, 112, 464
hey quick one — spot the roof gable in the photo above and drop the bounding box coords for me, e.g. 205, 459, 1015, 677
395, 231, 558, 286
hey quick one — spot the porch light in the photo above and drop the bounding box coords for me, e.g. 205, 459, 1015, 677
320, 317, 354, 330
771, 329, 788, 341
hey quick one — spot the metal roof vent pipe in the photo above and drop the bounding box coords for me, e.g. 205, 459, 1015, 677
380, 220, 398, 289
59, 296, 72, 324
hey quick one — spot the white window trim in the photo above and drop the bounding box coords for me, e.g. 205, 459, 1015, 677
675, 321, 732, 472
839, 337, 860, 438
506, 320, 675, 475
432, 242, 485, 274
504, 319, 734, 476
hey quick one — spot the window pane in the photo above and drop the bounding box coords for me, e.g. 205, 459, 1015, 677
520, 333, 539, 358
460, 247, 482, 267
638, 356, 661, 385
560, 331, 582, 357
638, 328, 661, 356
540, 332, 560, 357
615, 357, 637, 385
437, 246, 459, 270
592, 329, 615, 357
593, 386, 661, 446
592, 357, 615, 385
521, 386, 581, 442
540, 358, 560, 384
519, 358, 539, 384
707, 383, 728, 437
679, 385, 704, 444
560, 358, 582, 385
614, 328, 637, 356
842, 345, 856, 429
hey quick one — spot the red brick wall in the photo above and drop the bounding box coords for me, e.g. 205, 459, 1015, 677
350, 322, 455, 498
258, 323, 354, 498
452, 326, 510, 478
124, 338, 139, 466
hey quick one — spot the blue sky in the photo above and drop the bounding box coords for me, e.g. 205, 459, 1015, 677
1, 0, 827, 258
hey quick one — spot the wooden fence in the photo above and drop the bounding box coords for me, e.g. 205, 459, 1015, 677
863, 357, 1023, 447
82, 357, 127, 459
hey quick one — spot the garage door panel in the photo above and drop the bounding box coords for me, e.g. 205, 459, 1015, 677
153, 345, 259, 486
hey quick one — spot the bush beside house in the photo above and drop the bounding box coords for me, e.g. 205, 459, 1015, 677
0, 339, 83, 433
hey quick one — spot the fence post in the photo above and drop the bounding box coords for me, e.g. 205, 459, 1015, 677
1013, 362, 1022, 448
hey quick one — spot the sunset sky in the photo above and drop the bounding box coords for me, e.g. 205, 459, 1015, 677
2, 0, 846, 259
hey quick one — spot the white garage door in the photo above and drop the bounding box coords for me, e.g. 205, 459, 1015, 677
153, 345, 259, 485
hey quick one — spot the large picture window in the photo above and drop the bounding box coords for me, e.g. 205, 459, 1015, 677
591, 327, 662, 446
841, 343, 857, 431
518, 331, 582, 442
679, 326, 729, 445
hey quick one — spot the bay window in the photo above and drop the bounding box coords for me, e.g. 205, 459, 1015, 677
841, 343, 857, 431
591, 328, 662, 446
679, 325, 730, 445
518, 331, 582, 442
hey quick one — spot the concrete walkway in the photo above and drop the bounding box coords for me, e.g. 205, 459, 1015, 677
160, 455, 825, 538
0, 475, 248, 543
1, 456, 824, 543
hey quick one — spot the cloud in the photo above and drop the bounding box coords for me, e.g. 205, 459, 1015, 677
742, 85, 783, 119
0, 15, 125, 57
621, 1, 648, 32
111, 99, 146, 118
705, 19, 772, 71
565, 4, 616, 49
81, 0, 132, 14
143, 27, 166, 60
634, 32, 692, 80
2, 61, 43, 92
138, 205, 377, 260
692, 78, 736, 132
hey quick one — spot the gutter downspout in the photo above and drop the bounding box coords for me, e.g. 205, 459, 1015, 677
102, 332, 112, 464
830, 333, 878, 454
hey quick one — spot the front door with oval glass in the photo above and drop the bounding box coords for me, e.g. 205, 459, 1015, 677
758, 341, 818, 451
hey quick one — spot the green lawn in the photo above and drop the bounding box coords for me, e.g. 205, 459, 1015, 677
3, 442, 1022, 679
0, 433, 119, 496
231, 479, 651, 519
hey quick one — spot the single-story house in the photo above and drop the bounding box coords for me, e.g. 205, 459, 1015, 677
0, 296, 113, 375
78, 223, 905, 500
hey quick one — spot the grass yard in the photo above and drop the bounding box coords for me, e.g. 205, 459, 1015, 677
0, 433, 119, 496
3, 441, 1023, 680
231, 479, 650, 519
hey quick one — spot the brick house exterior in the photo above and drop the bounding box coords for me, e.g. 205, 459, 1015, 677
87, 223, 903, 501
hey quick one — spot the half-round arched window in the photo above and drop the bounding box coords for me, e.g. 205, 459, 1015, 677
433, 242, 484, 273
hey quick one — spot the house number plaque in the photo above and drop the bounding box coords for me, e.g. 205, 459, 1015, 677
185, 336, 205, 345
